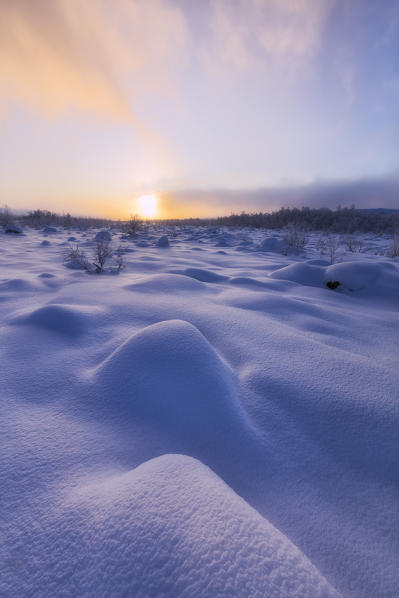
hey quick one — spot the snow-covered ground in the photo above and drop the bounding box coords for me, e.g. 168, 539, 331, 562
1, 225, 398, 597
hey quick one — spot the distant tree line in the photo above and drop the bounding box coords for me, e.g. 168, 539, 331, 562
210, 206, 399, 234
0, 207, 113, 229
156, 207, 399, 234
2, 204, 398, 234
21, 209, 113, 229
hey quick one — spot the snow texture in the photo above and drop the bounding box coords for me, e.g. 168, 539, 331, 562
1, 225, 398, 598
0, 453, 341, 597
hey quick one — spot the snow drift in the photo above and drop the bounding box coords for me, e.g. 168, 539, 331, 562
0, 455, 340, 597
93, 320, 257, 452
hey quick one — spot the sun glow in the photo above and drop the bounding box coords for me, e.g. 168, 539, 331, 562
136, 194, 158, 218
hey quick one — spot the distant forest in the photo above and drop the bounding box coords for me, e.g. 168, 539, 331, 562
210, 206, 399, 234
0, 208, 111, 229
174, 206, 399, 234
1, 205, 399, 234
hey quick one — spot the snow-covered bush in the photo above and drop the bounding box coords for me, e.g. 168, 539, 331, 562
316, 234, 342, 263
124, 214, 142, 235
325, 236, 341, 264
64, 244, 91, 271
64, 241, 124, 273
92, 240, 113, 272
282, 223, 308, 251
387, 232, 399, 257
316, 235, 327, 255
343, 234, 363, 253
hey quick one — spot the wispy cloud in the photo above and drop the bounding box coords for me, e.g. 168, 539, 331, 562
0, 0, 192, 192
0, 0, 187, 121
202, 0, 332, 78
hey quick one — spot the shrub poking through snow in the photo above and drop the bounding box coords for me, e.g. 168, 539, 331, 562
64, 241, 124, 273
387, 231, 399, 257
344, 234, 363, 253
124, 214, 142, 235
316, 235, 327, 255
326, 280, 340, 290
64, 244, 91, 271
92, 240, 113, 272
282, 223, 308, 251
325, 236, 341, 264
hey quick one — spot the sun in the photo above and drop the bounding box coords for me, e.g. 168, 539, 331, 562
136, 194, 158, 218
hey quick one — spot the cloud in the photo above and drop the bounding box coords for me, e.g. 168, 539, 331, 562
161, 175, 399, 217
0, 0, 187, 121
203, 0, 332, 77
0, 0, 191, 188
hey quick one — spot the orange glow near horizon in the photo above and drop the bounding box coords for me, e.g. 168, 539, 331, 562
135, 194, 159, 218
3, 190, 241, 222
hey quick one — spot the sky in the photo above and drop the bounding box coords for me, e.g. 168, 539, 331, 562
0, 0, 398, 219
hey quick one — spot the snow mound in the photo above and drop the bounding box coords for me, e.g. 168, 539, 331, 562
64, 257, 86, 270
270, 260, 399, 297
42, 225, 57, 233
258, 235, 288, 253
270, 262, 325, 287
157, 235, 169, 247
93, 320, 250, 444
174, 267, 228, 283
9, 303, 102, 336
324, 261, 382, 291
124, 273, 207, 293
4, 222, 23, 233
0, 454, 339, 598
95, 230, 112, 242
0, 278, 39, 293
230, 276, 269, 288
40, 240, 51, 246
307, 259, 330, 266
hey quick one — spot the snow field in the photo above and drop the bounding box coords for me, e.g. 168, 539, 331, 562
1, 225, 398, 597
